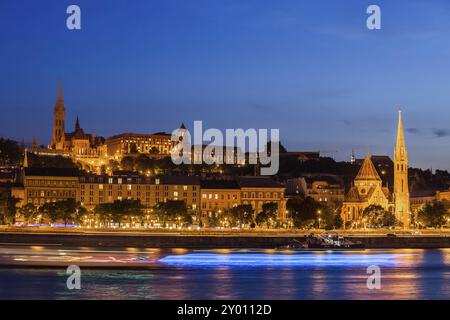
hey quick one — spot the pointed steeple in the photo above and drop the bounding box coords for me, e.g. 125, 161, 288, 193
51, 81, 66, 149
180, 122, 186, 130
23, 149, 29, 168
393, 108, 410, 227
57, 80, 63, 101
75, 115, 80, 130
395, 108, 407, 161
54, 81, 65, 112
32, 136, 38, 149
355, 153, 381, 181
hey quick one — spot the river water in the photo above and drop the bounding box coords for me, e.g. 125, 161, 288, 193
0, 247, 449, 299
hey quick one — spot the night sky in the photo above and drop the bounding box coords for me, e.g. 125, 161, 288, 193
1, 0, 450, 170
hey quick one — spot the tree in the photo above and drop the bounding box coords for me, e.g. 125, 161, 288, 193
287, 196, 319, 228
318, 205, 338, 230
57, 199, 78, 225
122, 199, 144, 226
417, 201, 447, 228
0, 195, 20, 225
154, 200, 189, 226
135, 154, 154, 173
256, 203, 278, 228
38, 199, 85, 225
229, 205, 254, 227
380, 211, 396, 227
108, 199, 144, 227
0, 138, 22, 166
362, 205, 397, 228
27, 153, 77, 168
120, 156, 135, 171
19, 203, 38, 224
333, 213, 344, 229
207, 211, 220, 228
109, 160, 120, 171
39, 202, 59, 223
95, 203, 113, 226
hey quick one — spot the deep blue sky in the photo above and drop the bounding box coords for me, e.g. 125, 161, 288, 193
1, 0, 450, 170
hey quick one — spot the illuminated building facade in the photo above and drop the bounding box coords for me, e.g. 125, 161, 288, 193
200, 180, 241, 215
105, 132, 174, 159
342, 111, 411, 227
15, 168, 286, 220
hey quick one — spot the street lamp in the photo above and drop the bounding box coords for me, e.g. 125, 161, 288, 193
317, 210, 322, 229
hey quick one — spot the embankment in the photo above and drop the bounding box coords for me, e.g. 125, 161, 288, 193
0, 230, 449, 248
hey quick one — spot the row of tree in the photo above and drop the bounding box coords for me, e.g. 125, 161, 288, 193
111, 154, 253, 176
0, 197, 86, 225
416, 201, 449, 228
3, 192, 449, 229
287, 196, 343, 230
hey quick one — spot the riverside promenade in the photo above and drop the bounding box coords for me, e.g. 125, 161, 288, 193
0, 227, 449, 249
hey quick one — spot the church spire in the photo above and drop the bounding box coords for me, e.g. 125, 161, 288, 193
32, 136, 38, 149
75, 115, 80, 130
395, 108, 406, 153
394, 108, 410, 227
51, 81, 66, 149
23, 149, 29, 168
57, 80, 63, 101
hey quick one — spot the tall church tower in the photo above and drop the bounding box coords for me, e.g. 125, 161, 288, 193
51, 81, 65, 149
394, 109, 410, 227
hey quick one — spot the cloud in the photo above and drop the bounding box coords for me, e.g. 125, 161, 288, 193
339, 119, 352, 126
407, 128, 421, 134
432, 128, 450, 138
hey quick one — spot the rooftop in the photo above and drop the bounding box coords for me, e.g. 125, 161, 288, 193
24, 167, 80, 177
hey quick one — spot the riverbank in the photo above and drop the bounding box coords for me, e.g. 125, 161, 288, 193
0, 227, 449, 248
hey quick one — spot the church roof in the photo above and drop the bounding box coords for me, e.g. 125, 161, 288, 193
355, 155, 381, 181
345, 186, 364, 202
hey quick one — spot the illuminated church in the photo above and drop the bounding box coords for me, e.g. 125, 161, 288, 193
342, 110, 410, 227
50, 81, 106, 158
